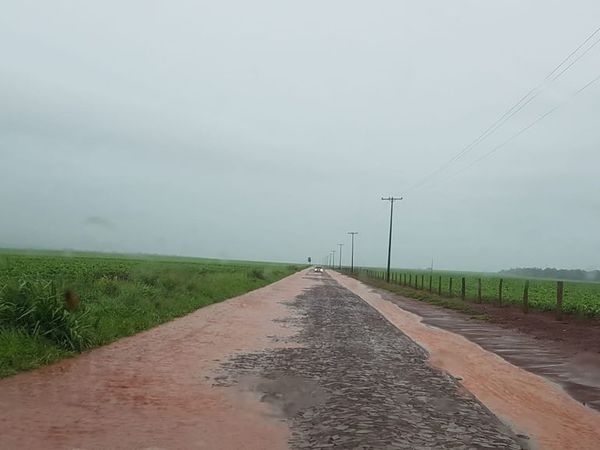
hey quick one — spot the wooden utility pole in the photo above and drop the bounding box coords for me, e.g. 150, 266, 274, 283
381, 196, 403, 282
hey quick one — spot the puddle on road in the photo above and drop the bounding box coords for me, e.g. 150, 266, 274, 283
236, 374, 330, 419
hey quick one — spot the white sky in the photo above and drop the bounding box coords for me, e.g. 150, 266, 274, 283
1, 1, 599, 271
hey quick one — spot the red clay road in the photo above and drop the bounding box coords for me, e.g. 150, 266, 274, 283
0, 269, 599, 449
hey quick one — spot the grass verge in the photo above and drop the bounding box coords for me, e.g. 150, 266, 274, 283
351, 272, 487, 318
0, 252, 302, 378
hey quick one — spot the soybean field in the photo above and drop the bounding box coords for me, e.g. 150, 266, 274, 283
0, 250, 300, 377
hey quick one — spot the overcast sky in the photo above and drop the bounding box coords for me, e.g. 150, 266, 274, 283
1, 1, 599, 271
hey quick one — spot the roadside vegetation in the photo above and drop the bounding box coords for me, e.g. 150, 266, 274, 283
352, 268, 600, 317
0, 250, 301, 378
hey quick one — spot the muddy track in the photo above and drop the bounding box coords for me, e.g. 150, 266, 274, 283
3, 268, 596, 449
219, 273, 525, 449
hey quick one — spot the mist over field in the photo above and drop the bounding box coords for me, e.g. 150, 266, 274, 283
1, 1, 600, 271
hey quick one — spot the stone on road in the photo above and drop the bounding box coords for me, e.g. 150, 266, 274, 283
220, 271, 523, 449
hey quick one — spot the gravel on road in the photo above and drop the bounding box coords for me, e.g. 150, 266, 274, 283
219, 272, 526, 449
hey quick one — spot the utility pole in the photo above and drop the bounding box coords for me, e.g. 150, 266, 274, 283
338, 243, 343, 270
348, 232, 358, 273
381, 196, 403, 282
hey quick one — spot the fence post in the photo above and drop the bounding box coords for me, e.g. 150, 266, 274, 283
409, 274, 412, 287
461, 277, 466, 301
421, 274, 425, 289
438, 276, 442, 295
556, 281, 564, 320
498, 278, 503, 306
523, 280, 529, 313
415, 274, 418, 289
429, 275, 433, 292
449, 277, 453, 296
477, 278, 482, 303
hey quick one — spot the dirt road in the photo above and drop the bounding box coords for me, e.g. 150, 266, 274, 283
1, 269, 599, 449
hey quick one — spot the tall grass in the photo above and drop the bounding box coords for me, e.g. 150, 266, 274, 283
0, 280, 93, 351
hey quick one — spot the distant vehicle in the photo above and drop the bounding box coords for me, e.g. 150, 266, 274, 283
314, 266, 323, 273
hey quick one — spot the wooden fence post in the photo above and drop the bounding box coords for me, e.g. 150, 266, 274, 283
438, 276, 442, 295
421, 274, 425, 289
429, 275, 433, 292
449, 278, 453, 296
498, 278, 503, 306
477, 278, 482, 303
523, 280, 529, 313
461, 277, 466, 301
409, 274, 412, 287
556, 281, 564, 320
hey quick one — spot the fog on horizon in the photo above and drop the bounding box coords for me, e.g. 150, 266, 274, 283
1, 1, 600, 272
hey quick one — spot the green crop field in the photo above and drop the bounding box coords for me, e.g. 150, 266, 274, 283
0, 250, 301, 378
357, 268, 600, 317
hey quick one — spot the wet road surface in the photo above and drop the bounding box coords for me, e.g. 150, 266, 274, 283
374, 285, 600, 412
332, 271, 600, 450
0, 271, 310, 450
219, 271, 524, 449
2, 268, 596, 449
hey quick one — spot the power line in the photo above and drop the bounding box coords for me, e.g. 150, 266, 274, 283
548, 32, 600, 82
424, 71, 600, 187
471, 72, 600, 166
405, 25, 600, 193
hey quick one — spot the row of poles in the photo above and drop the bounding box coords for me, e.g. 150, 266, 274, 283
325, 231, 358, 272
324, 195, 402, 277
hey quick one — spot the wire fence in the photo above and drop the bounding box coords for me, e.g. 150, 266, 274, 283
342, 268, 600, 318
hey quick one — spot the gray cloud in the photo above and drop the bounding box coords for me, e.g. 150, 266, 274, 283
1, 0, 600, 270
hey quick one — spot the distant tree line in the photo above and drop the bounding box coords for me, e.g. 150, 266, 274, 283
499, 267, 600, 282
